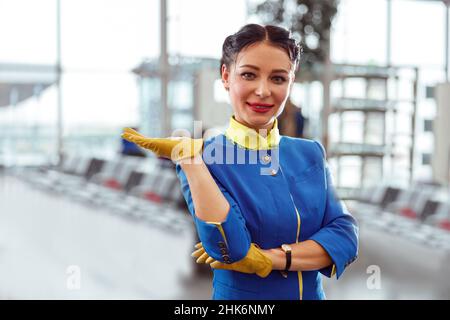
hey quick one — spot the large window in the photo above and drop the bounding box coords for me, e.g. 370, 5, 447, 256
0, 0, 160, 162
0, 0, 57, 64
331, 0, 388, 65
392, 0, 446, 68
331, 0, 449, 182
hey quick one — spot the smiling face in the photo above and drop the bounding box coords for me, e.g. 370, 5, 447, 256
221, 41, 295, 133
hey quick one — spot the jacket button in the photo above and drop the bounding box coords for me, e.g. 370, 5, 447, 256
223, 255, 231, 263
262, 155, 271, 163
271, 169, 277, 176
218, 242, 226, 248
220, 248, 228, 255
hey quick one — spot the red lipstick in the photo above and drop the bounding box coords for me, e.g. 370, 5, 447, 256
246, 102, 274, 113
247, 102, 274, 107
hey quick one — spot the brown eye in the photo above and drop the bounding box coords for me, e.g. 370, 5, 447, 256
272, 76, 286, 84
241, 72, 255, 80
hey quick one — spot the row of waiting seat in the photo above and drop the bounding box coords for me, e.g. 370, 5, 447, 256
351, 182, 450, 250
11, 153, 193, 235
9, 155, 450, 248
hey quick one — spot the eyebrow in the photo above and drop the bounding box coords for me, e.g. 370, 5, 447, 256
239, 64, 289, 74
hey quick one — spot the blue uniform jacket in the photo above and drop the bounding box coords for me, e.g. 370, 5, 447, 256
176, 134, 359, 300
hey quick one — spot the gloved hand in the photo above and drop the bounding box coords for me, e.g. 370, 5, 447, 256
191, 242, 272, 278
121, 127, 203, 162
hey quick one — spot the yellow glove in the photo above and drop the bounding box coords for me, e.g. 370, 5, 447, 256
121, 127, 203, 162
191, 242, 272, 278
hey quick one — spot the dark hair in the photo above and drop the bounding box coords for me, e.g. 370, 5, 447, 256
220, 24, 302, 76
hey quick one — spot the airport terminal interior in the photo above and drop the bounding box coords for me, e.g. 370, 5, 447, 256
1, 0, 450, 299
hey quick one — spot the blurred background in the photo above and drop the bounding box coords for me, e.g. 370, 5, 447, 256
0, 0, 449, 299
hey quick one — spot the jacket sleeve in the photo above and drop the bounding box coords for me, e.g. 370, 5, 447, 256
308, 140, 359, 279
176, 164, 251, 264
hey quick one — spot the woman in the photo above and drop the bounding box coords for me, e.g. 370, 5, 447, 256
122, 24, 358, 300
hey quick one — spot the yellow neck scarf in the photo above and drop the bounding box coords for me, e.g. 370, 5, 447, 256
224, 116, 280, 150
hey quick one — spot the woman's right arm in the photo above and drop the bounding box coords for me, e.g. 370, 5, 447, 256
120, 127, 251, 262
178, 154, 230, 223
176, 154, 251, 263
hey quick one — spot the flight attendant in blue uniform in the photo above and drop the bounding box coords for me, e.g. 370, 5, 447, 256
122, 24, 359, 300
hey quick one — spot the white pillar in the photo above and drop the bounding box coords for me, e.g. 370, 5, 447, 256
160, 0, 170, 136
432, 83, 450, 186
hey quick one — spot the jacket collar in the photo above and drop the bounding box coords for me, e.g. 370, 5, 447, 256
224, 116, 280, 150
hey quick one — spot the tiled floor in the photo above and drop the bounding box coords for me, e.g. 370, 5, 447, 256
0, 171, 449, 299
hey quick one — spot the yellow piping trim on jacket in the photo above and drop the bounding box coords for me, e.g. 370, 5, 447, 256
278, 163, 303, 300
206, 222, 228, 248
295, 206, 303, 300
331, 264, 336, 277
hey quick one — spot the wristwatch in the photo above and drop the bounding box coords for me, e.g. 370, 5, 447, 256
280, 244, 292, 278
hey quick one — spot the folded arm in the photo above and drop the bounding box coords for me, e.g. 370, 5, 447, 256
262, 240, 333, 272
307, 141, 359, 279
177, 157, 251, 263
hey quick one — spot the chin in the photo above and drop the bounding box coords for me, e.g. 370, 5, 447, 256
246, 115, 275, 128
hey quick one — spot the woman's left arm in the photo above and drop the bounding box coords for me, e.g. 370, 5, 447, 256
262, 240, 333, 271
265, 140, 359, 278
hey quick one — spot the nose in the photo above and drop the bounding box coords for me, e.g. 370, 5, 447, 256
255, 79, 271, 98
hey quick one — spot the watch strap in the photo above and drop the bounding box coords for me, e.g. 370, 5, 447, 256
280, 244, 292, 278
